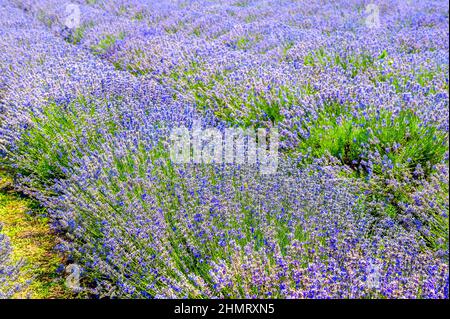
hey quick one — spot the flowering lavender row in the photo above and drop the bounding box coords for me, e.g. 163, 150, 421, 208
10, 1, 448, 182
0, 0, 221, 181
43, 156, 447, 298
0, 0, 448, 298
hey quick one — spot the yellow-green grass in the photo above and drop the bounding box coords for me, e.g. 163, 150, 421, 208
0, 172, 74, 299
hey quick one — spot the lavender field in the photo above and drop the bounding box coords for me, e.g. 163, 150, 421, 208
0, 0, 448, 299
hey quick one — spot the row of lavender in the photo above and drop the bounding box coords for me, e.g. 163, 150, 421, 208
11, 1, 449, 196
0, 0, 448, 298
13, 0, 448, 241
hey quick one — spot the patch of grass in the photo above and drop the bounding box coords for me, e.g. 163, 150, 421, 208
115, 48, 150, 76
235, 36, 251, 50
281, 41, 295, 59
164, 21, 186, 34
168, 61, 320, 128
191, 27, 202, 37
245, 14, 258, 23
304, 104, 449, 249
0, 172, 74, 299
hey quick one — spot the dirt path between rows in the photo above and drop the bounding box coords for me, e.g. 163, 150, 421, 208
0, 171, 74, 298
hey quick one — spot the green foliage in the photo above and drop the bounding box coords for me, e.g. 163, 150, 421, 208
371, 67, 441, 94
236, 36, 251, 50
91, 32, 125, 55
14, 96, 119, 183
65, 23, 94, 45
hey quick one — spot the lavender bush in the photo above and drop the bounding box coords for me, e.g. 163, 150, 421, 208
0, 0, 448, 298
